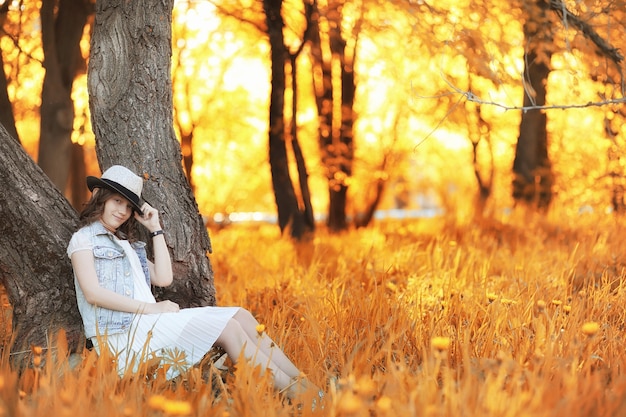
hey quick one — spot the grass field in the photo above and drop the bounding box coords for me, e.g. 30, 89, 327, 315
1, 210, 626, 416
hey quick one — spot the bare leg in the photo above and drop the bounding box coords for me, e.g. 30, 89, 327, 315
232, 309, 301, 378
215, 317, 294, 390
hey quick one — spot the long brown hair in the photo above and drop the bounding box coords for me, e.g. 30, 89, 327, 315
79, 188, 138, 241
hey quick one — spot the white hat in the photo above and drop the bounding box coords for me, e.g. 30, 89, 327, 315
86, 165, 144, 214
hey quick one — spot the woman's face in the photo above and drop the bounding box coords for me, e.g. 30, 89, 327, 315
101, 193, 134, 231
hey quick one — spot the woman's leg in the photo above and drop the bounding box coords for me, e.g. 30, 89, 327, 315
215, 317, 294, 390
231, 309, 301, 378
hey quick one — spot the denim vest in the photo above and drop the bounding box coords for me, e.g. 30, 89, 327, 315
71, 222, 151, 339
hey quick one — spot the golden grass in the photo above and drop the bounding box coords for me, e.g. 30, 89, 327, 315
2, 210, 626, 416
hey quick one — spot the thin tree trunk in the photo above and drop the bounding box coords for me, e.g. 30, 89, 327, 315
37, 0, 91, 193
0, 3, 19, 143
181, 130, 194, 188
465, 86, 493, 216
310, 1, 355, 232
263, 0, 306, 238
310, 2, 339, 230
69, 142, 87, 209
289, 54, 315, 231
0, 51, 18, 142
88, 0, 215, 307
512, 0, 553, 208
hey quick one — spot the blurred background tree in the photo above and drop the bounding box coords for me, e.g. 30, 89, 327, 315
1, 0, 625, 237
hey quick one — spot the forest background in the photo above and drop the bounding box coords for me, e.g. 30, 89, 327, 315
1, 1, 626, 416
3, 0, 625, 229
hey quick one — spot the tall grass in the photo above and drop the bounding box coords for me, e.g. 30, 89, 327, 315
2, 210, 626, 416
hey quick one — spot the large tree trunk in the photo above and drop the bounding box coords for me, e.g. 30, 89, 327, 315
88, 0, 215, 307
512, 0, 553, 208
37, 0, 91, 193
0, 124, 83, 365
263, 0, 308, 239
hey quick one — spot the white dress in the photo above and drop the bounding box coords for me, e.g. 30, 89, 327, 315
68, 234, 239, 379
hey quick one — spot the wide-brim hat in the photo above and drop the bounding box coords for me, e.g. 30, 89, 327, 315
86, 165, 144, 215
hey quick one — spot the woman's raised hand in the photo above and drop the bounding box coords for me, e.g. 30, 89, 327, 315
135, 202, 161, 232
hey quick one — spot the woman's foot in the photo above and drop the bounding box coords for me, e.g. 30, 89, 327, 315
281, 376, 325, 410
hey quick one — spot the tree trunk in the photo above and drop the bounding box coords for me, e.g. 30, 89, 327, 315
37, 0, 91, 193
69, 142, 88, 209
310, 1, 355, 232
289, 55, 315, 232
0, 124, 83, 365
0, 52, 18, 143
180, 130, 195, 189
88, 0, 215, 307
263, 0, 307, 239
466, 90, 493, 216
0, 3, 20, 142
512, 0, 553, 208
334, 12, 356, 228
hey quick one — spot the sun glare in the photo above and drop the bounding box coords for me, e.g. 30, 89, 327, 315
223, 57, 270, 101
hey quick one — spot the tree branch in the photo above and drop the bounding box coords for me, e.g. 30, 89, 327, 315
549, 0, 624, 65
413, 77, 626, 113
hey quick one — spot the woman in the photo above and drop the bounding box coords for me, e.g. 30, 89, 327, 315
67, 165, 320, 400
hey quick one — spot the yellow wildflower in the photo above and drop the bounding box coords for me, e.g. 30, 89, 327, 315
256, 324, 266, 335
148, 395, 167, 410
337, 391, 363, 414
431, 336, 451, 352
581, 321, 600, 336
376, 395, 392, 412
162, 400, 192, 416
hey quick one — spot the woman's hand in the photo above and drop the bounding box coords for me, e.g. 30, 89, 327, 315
135, 202, 174, 287
144, 300, 180, 314
134, 202, 161, 233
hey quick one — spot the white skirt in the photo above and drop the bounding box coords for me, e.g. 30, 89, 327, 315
92, 305, 241, 379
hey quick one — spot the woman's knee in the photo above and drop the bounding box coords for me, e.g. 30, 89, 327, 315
234, 308, 257, 325
215, 318, 245, 348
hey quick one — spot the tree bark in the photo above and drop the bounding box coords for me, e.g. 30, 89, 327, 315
0, 124, 83, 365
263, 0, 307, 239
512, 0, 553, 208
88, 0, 215, 307
37, 0, 91, 193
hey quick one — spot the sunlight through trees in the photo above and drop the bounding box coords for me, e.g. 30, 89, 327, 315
1, 0, 625, 223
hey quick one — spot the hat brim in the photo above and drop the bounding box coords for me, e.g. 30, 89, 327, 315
86, 176, 144, 215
